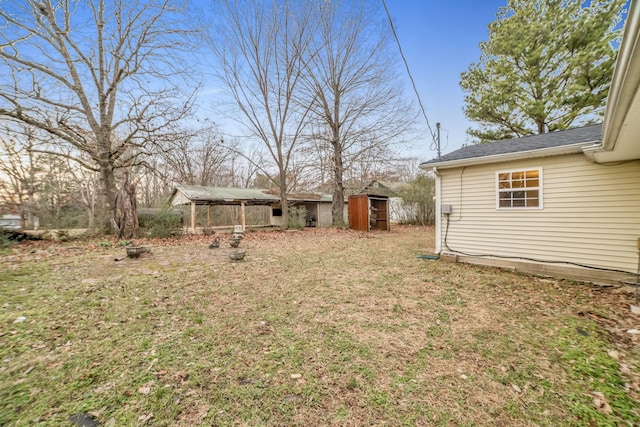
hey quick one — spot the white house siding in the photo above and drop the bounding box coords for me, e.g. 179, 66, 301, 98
318, 204, 332, 227
439, 154, 640, 273
388, 196, 409, 223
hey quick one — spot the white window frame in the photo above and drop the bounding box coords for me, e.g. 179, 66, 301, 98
495, 167, 543, 210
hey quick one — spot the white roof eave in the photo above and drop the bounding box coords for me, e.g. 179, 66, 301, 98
597, 0, 640, 162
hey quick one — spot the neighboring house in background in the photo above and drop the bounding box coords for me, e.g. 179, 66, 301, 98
0, 214, 22, 230
419, 2, 640, 284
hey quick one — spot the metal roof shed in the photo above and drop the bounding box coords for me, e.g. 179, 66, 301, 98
170, 185, 279, 233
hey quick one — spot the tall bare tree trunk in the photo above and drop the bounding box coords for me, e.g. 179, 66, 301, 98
99, 164, 117, 234
114, 169, 139, 239
26, 144, 37, 229
278, 164, 289, 227
332, 137, 345, 226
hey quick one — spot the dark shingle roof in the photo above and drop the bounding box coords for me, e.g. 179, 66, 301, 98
421, 124, 602, 167
362, 180, 406, 197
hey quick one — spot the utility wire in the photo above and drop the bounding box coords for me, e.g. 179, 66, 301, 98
381, 0, 436, 145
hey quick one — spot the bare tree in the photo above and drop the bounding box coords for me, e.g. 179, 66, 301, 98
38, 154, 73, 227
296, 135, 333, 192
114, 167, 139, 238
137, 157, 174, 208
302, 126, 410, 196
343, 142, 399, 192
0, 0, 197, 233
209, 0, 316, 226
0, 126, 42, 228
162, 125, 230, 186
66, 154, 101, 228
230, 144, 264, 188
301, 0, 415, 225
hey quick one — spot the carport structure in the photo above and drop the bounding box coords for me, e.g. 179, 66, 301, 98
170, 185, 279, 233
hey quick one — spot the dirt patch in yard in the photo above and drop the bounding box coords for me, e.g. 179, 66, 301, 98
1, 226, 639, 426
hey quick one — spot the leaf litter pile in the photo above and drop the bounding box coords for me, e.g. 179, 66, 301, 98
1, 226, 639, 426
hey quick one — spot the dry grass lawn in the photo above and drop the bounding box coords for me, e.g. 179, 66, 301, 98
1, 226, 639, 426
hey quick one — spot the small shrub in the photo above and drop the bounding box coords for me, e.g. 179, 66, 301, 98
0, 231, 16, 248
139, 204, 183, 238
399, 174, 436, 225
286, 206, 306, 230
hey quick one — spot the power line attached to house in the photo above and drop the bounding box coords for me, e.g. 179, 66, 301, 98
381, 0, 438, 154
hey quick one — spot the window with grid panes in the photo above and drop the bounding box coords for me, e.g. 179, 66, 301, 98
496, 168, 542, 209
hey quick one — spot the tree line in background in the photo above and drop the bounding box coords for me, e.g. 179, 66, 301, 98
0, 0, 430, 236
0, 119, 433, 234
1, 0, 625, 234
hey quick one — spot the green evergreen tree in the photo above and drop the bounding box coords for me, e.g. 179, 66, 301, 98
460, 0, 626, 143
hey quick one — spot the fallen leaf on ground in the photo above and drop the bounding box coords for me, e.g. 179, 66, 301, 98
138, 413, 153, 423
137, 383, 152, 395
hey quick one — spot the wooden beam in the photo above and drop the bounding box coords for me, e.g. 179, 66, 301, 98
386, 200, 390, 231
191, 201, 196, 234
240, 201, 246, 231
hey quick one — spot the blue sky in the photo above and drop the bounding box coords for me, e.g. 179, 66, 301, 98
200, 1, 508, 162
383, 0, 507, 161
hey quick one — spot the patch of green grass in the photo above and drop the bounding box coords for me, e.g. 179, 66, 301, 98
345, 376, 358, 390
368, 390, 392, 410
334, 405, 351, 420
0, 228, 638, 426
550, 319, 639, 426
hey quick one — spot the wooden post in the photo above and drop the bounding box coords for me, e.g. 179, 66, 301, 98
386, 201, 390, 231
207, 205, 211, 228
316, 202, 320, 227
191, 201, 196, 234
240, 201, 246, 231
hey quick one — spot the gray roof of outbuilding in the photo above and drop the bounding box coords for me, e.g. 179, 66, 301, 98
362, 180, 406, 197
171, 185, 338, 205
172, 185, 279, 204
420, 124, 602, 167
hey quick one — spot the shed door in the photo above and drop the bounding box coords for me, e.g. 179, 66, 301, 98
370, 197, 389, 231
348, 195, 369, 231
